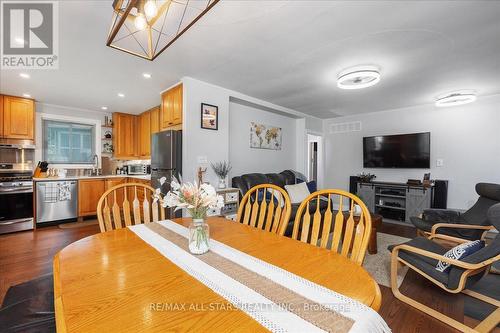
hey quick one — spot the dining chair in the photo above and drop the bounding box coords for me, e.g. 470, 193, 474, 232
236, 184, 292, 235
389, 203, 500, 333
292, 189, 372, 265
97, 182, 164, 232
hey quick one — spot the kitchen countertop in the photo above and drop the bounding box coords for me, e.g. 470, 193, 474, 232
33, 174, 151, 181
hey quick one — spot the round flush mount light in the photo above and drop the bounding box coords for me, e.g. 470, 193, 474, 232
23, 93, 31, 98
435, 91, 477, 107
142, 73, 152, 79
101, 106, 108, 110
19, 73, 30, 79
117, 93, 125, 98
337, 65, 381, 90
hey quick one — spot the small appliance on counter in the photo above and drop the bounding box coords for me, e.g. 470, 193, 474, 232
127, 163, 149, 175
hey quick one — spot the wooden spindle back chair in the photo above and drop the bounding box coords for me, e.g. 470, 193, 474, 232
97, 183, 165, 233
236, 184, 292, 236
292, 189, 372, 265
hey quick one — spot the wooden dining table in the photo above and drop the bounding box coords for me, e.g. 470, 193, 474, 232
53, 217, 381, 332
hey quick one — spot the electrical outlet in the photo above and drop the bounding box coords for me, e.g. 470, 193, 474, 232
436, 159, 444, 167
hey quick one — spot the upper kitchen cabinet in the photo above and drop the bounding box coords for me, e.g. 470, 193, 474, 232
113, 112, 137, 159
160, 84, 183, 130
150, 106, 160, 134
138, 110, 151, 158
1, 95, 35, 142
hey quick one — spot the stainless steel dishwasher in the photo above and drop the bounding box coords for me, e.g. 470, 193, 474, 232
36, 180, 78, 224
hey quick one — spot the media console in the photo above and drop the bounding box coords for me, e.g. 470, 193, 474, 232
350, 179, 448, 224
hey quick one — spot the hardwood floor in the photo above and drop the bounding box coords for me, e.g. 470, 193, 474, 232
0, 219, 495, 332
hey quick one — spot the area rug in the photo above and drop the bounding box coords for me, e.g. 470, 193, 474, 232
363, 233, 411, 288
58, 220, 98, 229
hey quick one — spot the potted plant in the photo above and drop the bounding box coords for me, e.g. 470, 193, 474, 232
211, 161, 232, 189
154, 177, 224, 254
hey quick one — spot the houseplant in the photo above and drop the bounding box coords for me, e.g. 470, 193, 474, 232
211, 161, 232, 189
154, 177, 224, 254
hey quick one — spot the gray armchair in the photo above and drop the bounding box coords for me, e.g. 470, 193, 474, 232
390, 203, 500, 332
410, 183, 500, 242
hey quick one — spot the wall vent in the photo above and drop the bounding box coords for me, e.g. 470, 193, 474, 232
330, 121, 362, 134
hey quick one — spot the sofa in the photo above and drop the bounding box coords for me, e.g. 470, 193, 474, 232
232, 170, 327, 236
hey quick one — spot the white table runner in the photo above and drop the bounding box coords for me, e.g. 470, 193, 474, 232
129, 220, 391, 333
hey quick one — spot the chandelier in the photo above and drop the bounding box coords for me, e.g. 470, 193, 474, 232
107, 0, 219, 60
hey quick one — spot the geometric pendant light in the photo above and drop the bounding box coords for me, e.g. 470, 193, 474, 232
107, 0, 219, 61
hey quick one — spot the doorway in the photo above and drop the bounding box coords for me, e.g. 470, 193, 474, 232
307, 134, 322, 185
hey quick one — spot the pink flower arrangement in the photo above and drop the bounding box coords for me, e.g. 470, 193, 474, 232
154, 177, 224, 219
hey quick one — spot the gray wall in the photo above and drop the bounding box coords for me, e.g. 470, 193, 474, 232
324, 94, 500, 209
229, 101, 297, 176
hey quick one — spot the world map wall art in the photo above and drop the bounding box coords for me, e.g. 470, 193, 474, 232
250, 122, 282, 150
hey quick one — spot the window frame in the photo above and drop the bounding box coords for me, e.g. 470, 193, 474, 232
39, 112, 102, 168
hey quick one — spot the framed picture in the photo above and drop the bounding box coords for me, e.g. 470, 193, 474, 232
201, 103, 218, 130
250, 122, 282, 150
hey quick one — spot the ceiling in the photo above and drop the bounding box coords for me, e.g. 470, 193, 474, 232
1, 0, 499, 119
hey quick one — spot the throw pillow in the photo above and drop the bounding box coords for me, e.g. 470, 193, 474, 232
285, 182, 310, 204
306, 181, 317, 193
435, 240, 485, 273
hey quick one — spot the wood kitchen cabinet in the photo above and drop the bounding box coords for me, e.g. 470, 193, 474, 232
1, 95, 35, 141
78, 179, 105, 217
138, 110, 151, 158
150, 106, 160, 134
113, 112, 137, 159
105, 177, 128, 205
160, 84, 182, 130
0, 95, 3, 137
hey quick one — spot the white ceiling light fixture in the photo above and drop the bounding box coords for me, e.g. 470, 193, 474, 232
118, 93, 125, 98
101, 106, 108, 110
19, 73, 30, 79
142, 73, 152, 79
337, 65, 381, 90
23, 93, 31, 98
435, 90, 477, 107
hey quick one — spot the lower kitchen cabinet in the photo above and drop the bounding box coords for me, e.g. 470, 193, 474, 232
105, 177, 128, 206
78, 179, 105, 217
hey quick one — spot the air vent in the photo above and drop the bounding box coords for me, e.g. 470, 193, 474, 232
330, 121, 362, 134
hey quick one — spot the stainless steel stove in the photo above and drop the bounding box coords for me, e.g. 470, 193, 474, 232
0, 144, 34, 234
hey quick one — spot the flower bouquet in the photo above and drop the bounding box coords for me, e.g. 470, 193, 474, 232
154, 177, 224, 254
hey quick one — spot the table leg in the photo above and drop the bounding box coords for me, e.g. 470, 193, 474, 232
368, 226, 377, 254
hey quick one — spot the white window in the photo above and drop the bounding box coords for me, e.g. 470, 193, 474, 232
43, 120, 95, 164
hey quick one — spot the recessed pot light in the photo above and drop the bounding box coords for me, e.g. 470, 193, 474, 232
118, 93, 125, 98
142, 73, 152, 79
435, 91, 477, 107
337, 65, 380, 90
101, 106, 108, 110
23, 93, 31, 98
19, 73, 30, 79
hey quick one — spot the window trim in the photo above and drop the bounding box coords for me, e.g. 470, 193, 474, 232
38, 113, 101, 168
42, 119, 96, 164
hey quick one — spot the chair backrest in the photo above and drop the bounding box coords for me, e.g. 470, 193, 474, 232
236, 184, 292, 235
448, 203, 500, 290
462, 183, 500, 225
97, 182, 165, 233
292, 189, 372, 265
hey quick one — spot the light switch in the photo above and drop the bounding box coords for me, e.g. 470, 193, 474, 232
436, 159, 444, 167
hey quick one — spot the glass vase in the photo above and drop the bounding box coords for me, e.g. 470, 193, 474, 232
188, 218, 210, 254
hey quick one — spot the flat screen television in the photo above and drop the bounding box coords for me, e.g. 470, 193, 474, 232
363, 132, 430, 168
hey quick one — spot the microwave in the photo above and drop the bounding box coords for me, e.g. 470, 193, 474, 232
127, 164, 148, 175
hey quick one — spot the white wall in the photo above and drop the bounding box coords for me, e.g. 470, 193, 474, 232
228, 101, 297, 176
324, 94, 500, 209
181, 77, 323, 186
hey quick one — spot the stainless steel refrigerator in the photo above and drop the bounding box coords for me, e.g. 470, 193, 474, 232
151, 130, 182, 218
